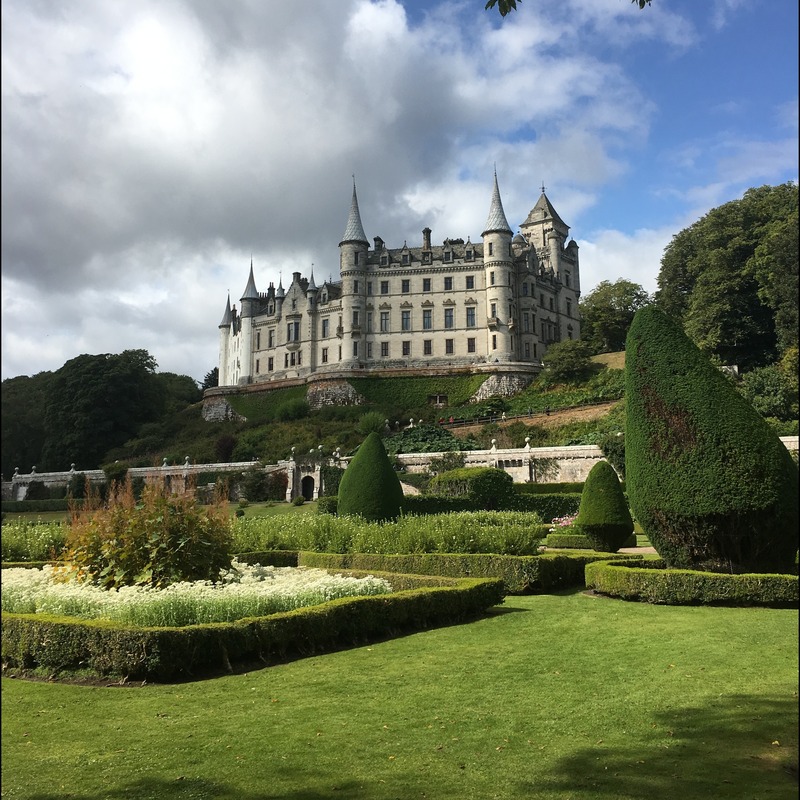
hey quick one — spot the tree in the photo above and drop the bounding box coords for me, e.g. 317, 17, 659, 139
656, 183, 798, 370
579, 279, 651, 353
1, 371, 53, 477
485, 0, 650, 17
624, 306, 798, 573
539, 339, 596, 384
574, 460, 633, 553
337, 432, 404, 521
201, 367, 219, 391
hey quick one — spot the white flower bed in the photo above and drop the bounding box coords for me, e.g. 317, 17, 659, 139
1, 560, 393, 628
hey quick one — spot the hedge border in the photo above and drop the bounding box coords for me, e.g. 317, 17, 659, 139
545, 533, 636, 550
584, 559, 799, 608
294, 551, 644, 594
1, 572, 504, 682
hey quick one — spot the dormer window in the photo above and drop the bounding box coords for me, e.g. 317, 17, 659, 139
465, 249, 473, 260
443, 251, 452, 262
402, 253, 410, 265
380, 255, 389, 266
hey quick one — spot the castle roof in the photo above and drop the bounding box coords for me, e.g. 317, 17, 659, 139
241, 261, 258, 300
482, 171, 512, 236
340, 181, 369, 245
526, 191, 569, 232
218, 293, 232, 328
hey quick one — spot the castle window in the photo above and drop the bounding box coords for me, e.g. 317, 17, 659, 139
321, 348, 328, 364
443, 251, 452, 262
423, 340, 432, 356
381, 341, 389, 358
466, 307, 476, 328
522, 283, 528, 296
353, 342, 359, 358
352, 310, 360, 327
285, 354, 289, 368
381, 280, 389, 294
445, 339, 454, 355
367, 282, 373, 295
534, 343, 537, 358
380, 255, 389, 266
366, 312, 373, 332
490, 271, 495, 285
268, 357, 274, 371
549, 297, 554, 311
467, 337, 476, 353
255, 359, 260, 373
256, 331, 261, 349
465, 249, 473, 260
402, 279, 410, 293
401, 310, 411, 331
423, 278, 431, 292
567, 327, 573, 340
524, 313, 530, 332
444, 276, 453, 291
492, 335, 497, 350
297, 350, 302, 365
566, 300, 572, 317
422, 252, 431, 264
338, 346, 342, 361
524, 342, 530, 359
354, 252, 360, 266
354, 280, 359, 293
321, 319, 329, 338
565, 272, 571, 288
268, 329, 275, 347
490, 303, 496, 319
423, 309, 432, 330
540, 293, 545, 307
402, 340, 411, 356
290, 352, 296, 366
380, 311, 390, 332
488, 243, 494, 256
367, 342, 373, 358
402, 253, 410, 265
444, 308, 454, 329
466, 275, 475, 290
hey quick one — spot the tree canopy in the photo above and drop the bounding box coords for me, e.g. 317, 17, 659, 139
655, 183, 798, 371
579, 279, 651, 353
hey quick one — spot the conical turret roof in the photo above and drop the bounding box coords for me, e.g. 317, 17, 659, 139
482, 171, 512, 236
241, 260, 258, 300
340, 181, 368, 245
218, 293, 232, 328
528, 190, 568, 231
307, 269, 317, 291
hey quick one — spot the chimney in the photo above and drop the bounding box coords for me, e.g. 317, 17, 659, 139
422, 227, 432, 250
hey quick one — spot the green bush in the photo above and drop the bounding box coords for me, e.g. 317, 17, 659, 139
585, 560, 799, 607
1, 521, 68, 562
337, 432, 404, 521
512, 493, 582, 521
546, 532, 636, 550
356, 411, 388, 436
574, 461, 633, 553
428, 467, 516, 510
402, 496, 477, 515
515, 482, 586, 495
292, 496, 306, 507
23, 481, 51, 501
275, 399, 310, 422
1, 499, 74, 513
317, 496, 338, 515
320, 465, 345, 497
625, 306, 799, 573
64, 479, 233, 589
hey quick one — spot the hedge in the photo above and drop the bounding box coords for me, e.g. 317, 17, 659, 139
514, 482, 586, 495
296, 551, 644, 594
1, 499, 76, 513
584, 560, 799, 607
545, 533, 636, 550
1, 573, 505, 682
512, 493, 581, 520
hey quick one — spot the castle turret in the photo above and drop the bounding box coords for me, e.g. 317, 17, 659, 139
275, 276, 285, 319
339, 181, 369, 363
218, 293, 232, 385
481, 172, 515, 362
237, 262, 258, 385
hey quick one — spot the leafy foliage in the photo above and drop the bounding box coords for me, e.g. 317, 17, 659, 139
579, 279, 651, 353
384, 424, 479, 455
337, 432, 404, 522
355, 411, 388, 437
574, 461, 633, 553
539, 339, 597, 385
64, 479, 233, 589
624, 306, 799, 573
201, 367, 219, 391
428, 467, 516, 511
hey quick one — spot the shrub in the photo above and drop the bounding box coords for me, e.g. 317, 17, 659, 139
356, 411, 388, 437
427, 451, 466, 476
101, 461, 129, 487
275, 399, 310, 421
67, 472, 88, 499
24, 481, 51, 502
242, 466, 269, 502
317, 496, 338, 515
320, 465, 345, 497
292, 496, 306, 507
511, 493, 582, 520
625, 306, 799, 573
428, 467, 516, 510
574, 461, 633, 553
337, 432, 404, 521
64, 478, 233, 589
546, 532, 636, 550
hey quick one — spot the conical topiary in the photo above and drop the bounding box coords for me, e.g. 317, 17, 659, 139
624, 306, 799, 573
574, 460, 633, 553
337, 432, 404, 521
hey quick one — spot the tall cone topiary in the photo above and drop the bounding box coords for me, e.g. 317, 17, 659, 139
625, 306, 799, 573
574, 460, 633, 553
337, 431, 404, 521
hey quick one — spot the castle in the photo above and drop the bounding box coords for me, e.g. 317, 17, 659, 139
216, 175, 581, 391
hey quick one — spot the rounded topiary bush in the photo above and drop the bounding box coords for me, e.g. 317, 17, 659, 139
337, 432, 404, 521
625, 306, 799, 574
428, 467, 515, 510
574, 461, 633, 553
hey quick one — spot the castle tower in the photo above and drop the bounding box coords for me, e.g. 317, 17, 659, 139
481, 172, 514, 362
218, 293, 232, 385
237, 261, 258, 385
339, 181, 369, 364
305, 269, 319, 370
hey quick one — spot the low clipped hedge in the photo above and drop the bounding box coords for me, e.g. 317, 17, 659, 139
515, 482, 585, 495
401, 496, 478, 515
513, 493, 581, 520
584, 560, 799, 608
1, 572, 504, 682
1, 499, 75, 513
546, 532, 636, 550
296, 551, 644, 594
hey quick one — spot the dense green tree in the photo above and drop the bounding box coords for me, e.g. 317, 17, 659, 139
625, 306, 798, 573
656, 183, 798, 370
337, 432, 404, 521
737, 363, 799, 422
201, 367, 219, 391
579, 279, 651, 353
539, 339, 596, 384
1, 371, 53, 476
574, 460, 633, 553
155, 372, 202, 415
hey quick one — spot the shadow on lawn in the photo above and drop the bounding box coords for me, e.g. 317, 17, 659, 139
26, 776, 374, 800
520, 693, 798, 799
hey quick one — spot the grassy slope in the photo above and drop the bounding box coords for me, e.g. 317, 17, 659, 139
2, 592, 796, 799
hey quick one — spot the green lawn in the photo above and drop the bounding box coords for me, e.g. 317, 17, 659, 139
2, 591, 797, 800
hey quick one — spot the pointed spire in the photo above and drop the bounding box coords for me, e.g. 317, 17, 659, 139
241, 259, 258, 300
531, 190, 568, 231
218, 293, 232, 328
482, 170, 512, 236
307, 268, 317, 291
276, 274, 285, 298
340, 179, 368, 245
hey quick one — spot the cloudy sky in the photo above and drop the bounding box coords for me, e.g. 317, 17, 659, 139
2, 0, 797, 384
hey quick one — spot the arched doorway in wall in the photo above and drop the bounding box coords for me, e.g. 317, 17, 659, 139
301, 475, 315, 501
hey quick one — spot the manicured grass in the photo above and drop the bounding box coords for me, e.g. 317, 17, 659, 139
3, 592, 796, 799
234, 500, 318, 518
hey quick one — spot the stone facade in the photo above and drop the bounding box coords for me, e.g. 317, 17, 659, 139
216, 177, 581, 392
